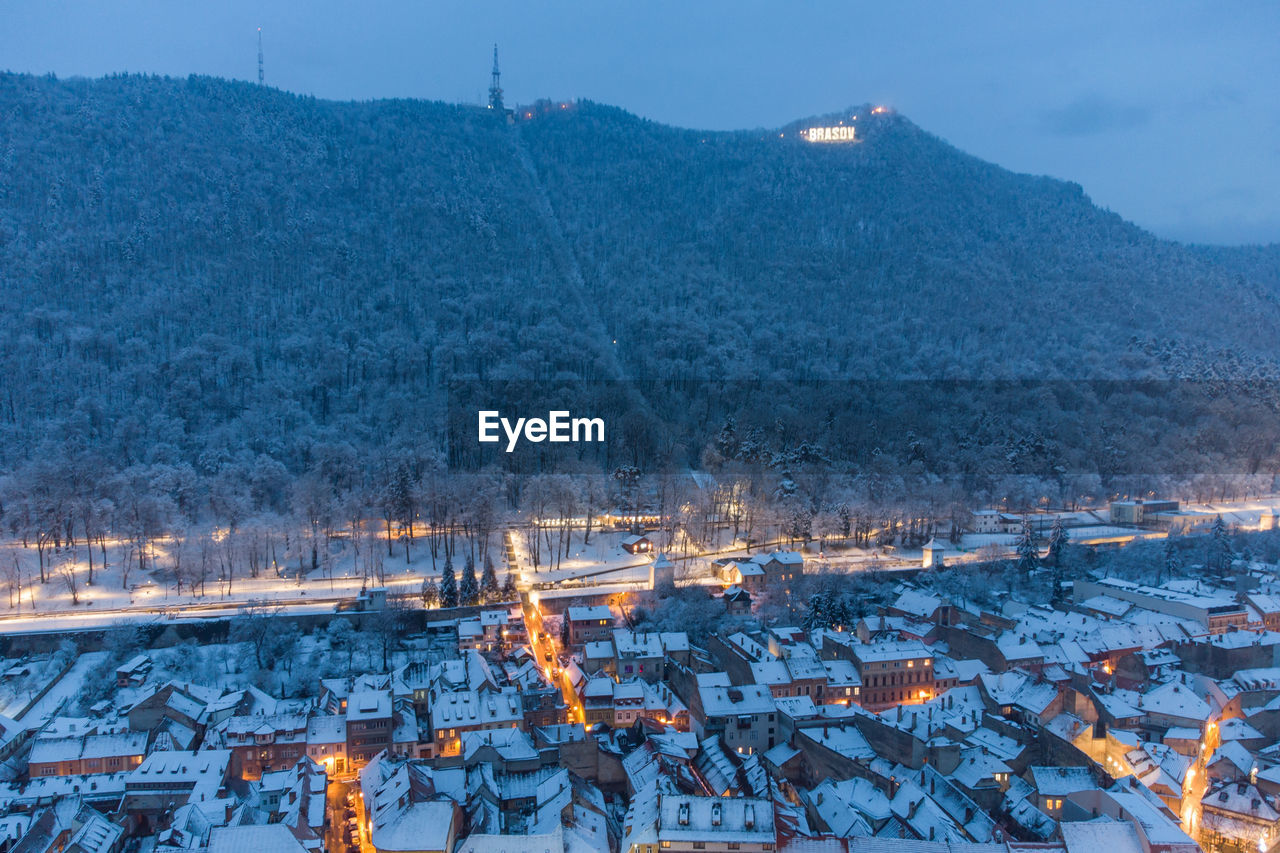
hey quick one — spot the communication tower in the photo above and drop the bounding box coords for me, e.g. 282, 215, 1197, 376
488, 44, 504, 111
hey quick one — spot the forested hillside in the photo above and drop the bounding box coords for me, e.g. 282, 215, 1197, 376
1191, 243, 1280, 295
0, 74, 617, 473
519, 102, 1280, 379
0, 72, 1278, 521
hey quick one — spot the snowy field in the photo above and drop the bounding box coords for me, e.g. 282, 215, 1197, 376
0, 529, 480, 635
513, 529, 656, 587
1, 650, 108, 724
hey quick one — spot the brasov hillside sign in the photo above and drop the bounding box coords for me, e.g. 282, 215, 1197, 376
804, 125, 858, 142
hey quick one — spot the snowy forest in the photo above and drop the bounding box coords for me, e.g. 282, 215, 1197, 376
1, 71, 1279, 544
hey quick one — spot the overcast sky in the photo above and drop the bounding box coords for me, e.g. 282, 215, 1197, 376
3, 1, 1277, 244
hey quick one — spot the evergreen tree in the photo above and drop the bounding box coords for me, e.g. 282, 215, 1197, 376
460, 554, 479, 606
421, 578, 440, 609
1159, 539, 1180, 585
480, 554, 500, 602
559, 615, 571, 647
1047, 518, 1069, 566
714, 417, 739, 459
1016, 518, 1039, 578
836, 503, 852, 540
1210, 515, 1233, 575
829, 596, 853, 631
1046, 519, 1067, 604
1051, 561, 1066, 606
501, 571, 518, 599
802, 593, 829, 632
439, 557, 458, 608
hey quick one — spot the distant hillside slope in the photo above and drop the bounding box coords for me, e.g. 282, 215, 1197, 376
0, 74, 1277, 486
1191, 243, 1280, 295
519, 102, 1280, 380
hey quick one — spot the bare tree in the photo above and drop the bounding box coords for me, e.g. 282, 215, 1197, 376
364, 596, 410, 671
218, 533, 237, 597
194, 534, 214, 597
230, 602, 284, 670
58, 556, 80, 605
3, 555, 23, 610
168, 527, 189, 595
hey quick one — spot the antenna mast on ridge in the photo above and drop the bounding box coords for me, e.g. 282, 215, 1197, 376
488, 44, 504, 110
258, 27, 264, 85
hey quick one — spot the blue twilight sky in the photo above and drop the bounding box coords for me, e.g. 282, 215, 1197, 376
2, 1, 1278, 245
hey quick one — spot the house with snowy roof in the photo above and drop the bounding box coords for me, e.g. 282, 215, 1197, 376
427, 688, 523, 759
207, 825, 308, 853
564, 605, 615, 647
370, 797, 460, 853
585, 628, 691, 683
887, 587, 962, 627
622, 794, 775, 853
1139, 677, 1214, 734
114, 653, 152, 688
1028, 765, 1098, 820
693, 683, 777, 755
887, 776, 970, 844
27, 730, 147, 778
10, 796, 124, 853
1205, 740, 1256, 785
1076, 576, 1248, 635
834, 639, 935, 711
1200, 781, 1279, 853
125, 680, 218, 742
123, 749, 232, 820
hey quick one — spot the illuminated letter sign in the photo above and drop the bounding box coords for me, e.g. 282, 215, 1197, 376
805, 125, 858, 143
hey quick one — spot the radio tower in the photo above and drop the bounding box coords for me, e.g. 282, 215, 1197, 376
257, 27, 264, 85
488, 44, 503, 111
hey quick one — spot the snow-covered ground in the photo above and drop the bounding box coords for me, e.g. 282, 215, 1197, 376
513, 530, 654, 587
4, 650, 108, 725
0, 531, 462, 635
1176, 498, 1277, 529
